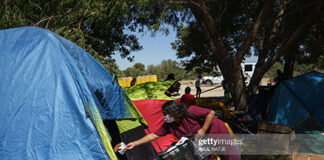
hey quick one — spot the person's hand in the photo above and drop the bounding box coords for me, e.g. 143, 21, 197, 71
113, 143, 121, 152
126, 142, 136, 151
196, 128, 206, 139
171, 93, 180, 96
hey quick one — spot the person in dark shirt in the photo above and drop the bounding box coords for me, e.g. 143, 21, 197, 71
195, 74, 202, 98
275, 69, 284, 85
130, 77, 136, 86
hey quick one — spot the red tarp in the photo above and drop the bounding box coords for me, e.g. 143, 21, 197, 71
133, 99, 179, 153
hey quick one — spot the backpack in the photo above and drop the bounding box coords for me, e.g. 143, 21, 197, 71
185, 111, 205, 127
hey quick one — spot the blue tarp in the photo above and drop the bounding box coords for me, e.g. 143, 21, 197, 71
269, 71, 324, 131
0, 27, 137, 159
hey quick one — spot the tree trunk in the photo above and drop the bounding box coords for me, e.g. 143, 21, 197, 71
219, 61, 247, 111
185, 0, 321, 111
247, 67, 265, 95
247, 3, 320, 94
283, 45, 299, 80
230, 69, 248, 111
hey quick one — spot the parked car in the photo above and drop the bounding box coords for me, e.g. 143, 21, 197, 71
202, 73, 223, 85
202, 62, 256, 85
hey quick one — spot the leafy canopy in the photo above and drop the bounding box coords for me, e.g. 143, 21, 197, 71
0, 0, 143, 74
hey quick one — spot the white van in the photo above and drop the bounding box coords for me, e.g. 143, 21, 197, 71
241, 62, 256, 83
202, 62, 256, 85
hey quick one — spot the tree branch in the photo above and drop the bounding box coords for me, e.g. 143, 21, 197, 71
33, 16, 54, 26
236, 0, 274, 62
262, 0, 321, 24
189, 0, 228, 62
263, 3, 321, 71
164, 1, 189, 5
259, 0, 287, 60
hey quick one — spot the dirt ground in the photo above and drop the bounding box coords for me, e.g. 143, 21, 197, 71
174, 80, 224, 99
175, 78, 272, 99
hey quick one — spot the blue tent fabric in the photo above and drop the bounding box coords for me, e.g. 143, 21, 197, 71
0, 27, 136, 159
269, 71, 324, 131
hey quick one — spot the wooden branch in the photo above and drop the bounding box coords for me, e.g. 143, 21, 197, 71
249, 4, 320, 91
263, 4, 321, 70
268, 1, 286, 43
33, 16, 54, 26
262, 0, 321, 24
45, 18, 51, 28
260, 0, 287, 57
217, 1, 228, 23
164, 1, 189, 5
236, 0, 274, 62
186, 1, 228, 62
258, 33, 268, 64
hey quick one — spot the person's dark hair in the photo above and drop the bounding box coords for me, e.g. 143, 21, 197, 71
162, 101, 186, 119
185, 87, 191, 94
198, 74, 202, 79
165, 74, 175, 81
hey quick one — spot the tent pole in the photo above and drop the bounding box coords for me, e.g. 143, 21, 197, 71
140, 121, 163, 152
147, 128, 163, 153
310, 115, 324, 130
282, 82, 324, 130
282, 82, 313, 116
291, 115, 311, 129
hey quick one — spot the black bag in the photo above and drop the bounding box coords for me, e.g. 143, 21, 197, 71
158, 138, 202, 160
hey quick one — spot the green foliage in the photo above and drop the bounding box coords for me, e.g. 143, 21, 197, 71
124, 81, 175, 101
294, 63, 320, 76
295, 18, 324, 71
172, 23, 216, 72
123, 63, 146, 77
0, 0, 142, 73
264, 61, 323, 80
132, 0, 322, 79
264, 62, 284, 79
122, 59, 199, 80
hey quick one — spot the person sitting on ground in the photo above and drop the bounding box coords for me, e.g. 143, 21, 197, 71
180, 87, 195, 106
125, 101, 240, 160
130, 77, 136, 86
165, 80, 181, 97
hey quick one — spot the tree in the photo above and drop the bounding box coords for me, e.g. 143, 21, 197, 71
132, 63, 146, 76
0, 0, 142, 75
275, 3, 324, 80
123, 63, 146, 77
159, 59, 186, 80
132, 0, 323, 110
264, 62, 284, 80
123, 59, 196, 81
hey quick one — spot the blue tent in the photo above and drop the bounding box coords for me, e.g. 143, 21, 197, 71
268, 71, 324, 132
0, 27, 145, 160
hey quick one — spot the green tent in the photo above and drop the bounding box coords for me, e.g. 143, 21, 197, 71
124, 81, 176, 101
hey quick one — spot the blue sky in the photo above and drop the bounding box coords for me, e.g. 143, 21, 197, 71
112, 30, 180, 70
112, 29, 257, 71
